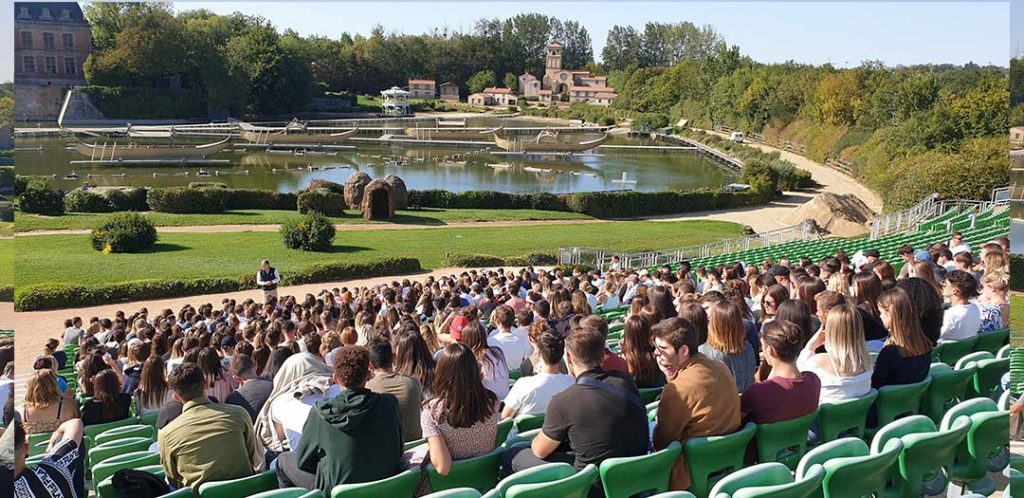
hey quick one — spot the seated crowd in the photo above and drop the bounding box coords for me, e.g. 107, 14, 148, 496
2, 232, 1010, 497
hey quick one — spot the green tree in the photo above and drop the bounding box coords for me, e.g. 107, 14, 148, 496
812, 71, 863, 126
504, 72, 518, 92
602, 25, 644, 72
467, 70, 497, 94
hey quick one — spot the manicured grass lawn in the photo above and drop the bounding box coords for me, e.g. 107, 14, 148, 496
15, 220, 745, 288
0, 223, 12, 237
0, 238, 11, 287
15, 208, 592, 232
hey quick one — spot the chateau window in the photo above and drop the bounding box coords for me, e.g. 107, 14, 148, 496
44, 33, 55, 50
41, 8, 52, 19
45, 56, 57, 75
61, 9, 71, 20
18, 7, 30, 18
63, 33, 74, 50
20, 31, 32, 49
23, 56, 36, 74
64, 57, 76, 75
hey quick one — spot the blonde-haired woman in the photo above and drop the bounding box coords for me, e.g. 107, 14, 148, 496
22, 369, 79, 434
797, 302, 873, 404
907, 260, 943, 300
979, 271, 1009, 332
827, 272, 851, 298
597, 280, 621, 311
700, 300, 757, 392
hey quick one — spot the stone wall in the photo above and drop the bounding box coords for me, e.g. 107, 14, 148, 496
55, 88, 106, 124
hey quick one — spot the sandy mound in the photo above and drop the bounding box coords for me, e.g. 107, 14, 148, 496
783, 193, 876, 238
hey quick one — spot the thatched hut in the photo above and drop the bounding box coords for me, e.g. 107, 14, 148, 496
361, 179, 396, 220
383, 175, 409, 209
343, 172, 372, 209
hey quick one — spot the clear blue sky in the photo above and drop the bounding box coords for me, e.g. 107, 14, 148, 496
0, 1, 1013, 82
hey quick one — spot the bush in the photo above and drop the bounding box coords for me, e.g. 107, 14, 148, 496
297, 189, 344, 216
188, 182, 228, 189
0, 202, 12, 222
281, 212, 336, 251
90, 212, 158, 253
442, 254, 507, 267
503, 252, 558, 266
105, 188, 149, 211
0, 167, 13, 191
225, 189, 297, 210
148, 187, 227, 213
304, 179, 345, 195
14, 258, 424, 311
65, 190, 113, 213
20, 183, 65, 215
0, 286, 12, 303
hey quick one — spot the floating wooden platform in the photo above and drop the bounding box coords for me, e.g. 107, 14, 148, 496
232, 143, 356, 150
69, 159, 231, 166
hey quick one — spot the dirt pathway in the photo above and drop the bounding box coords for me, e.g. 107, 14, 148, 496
702, 130, 883, 212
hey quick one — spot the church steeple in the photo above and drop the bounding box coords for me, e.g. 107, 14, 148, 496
546, 40, 563, 71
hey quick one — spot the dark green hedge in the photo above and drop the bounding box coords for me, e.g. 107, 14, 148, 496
225, 189, 297, 211
65, 188, 150, 213
0, 202, 12, 222
106, 188, 149, 211
442, 253, 557, 268
297, 190, 345, 216
15, 175, 52, 196
147, 187, 227, 213
304, 180, 345, 195
0, 167, 13, 190
1012, 255, 1024, 292
15, 257, 423, 311
0, 286, 12, 303
20, 183, 65, 215
408, 189, 764, 218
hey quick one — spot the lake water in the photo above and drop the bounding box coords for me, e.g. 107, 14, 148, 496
16, 117, 734, 194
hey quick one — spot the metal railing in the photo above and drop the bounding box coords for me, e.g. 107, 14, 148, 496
558, 222, 820, 271
868, 190, 1011, 240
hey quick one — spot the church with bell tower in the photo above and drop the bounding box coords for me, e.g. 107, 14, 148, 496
535, 40, 617, 106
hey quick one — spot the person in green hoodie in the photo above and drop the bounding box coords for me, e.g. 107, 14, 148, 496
276, 345, 405, 494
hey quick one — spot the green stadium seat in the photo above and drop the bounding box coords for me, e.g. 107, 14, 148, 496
922, 364, 974, 424
968, 357, 1009, 399
682, 422, 756, 498
331, 469, 419, 498
599, 441, 682, 498
512, 414, 544, 433
974, 329, 1009, 354
197, 470, 278, 498
647, 492, 697, 498
753, 410, 818, 470
91, 451, 160, 492
954, 351, 995, 370
249, 488, 322, 498
938, 336, 979, 367
868, 415, 969, 497
797, 437, 902, 498
480, 463, 575, 498
83, 418, 137, 442
496, 419, 514, 446
423, 489, 482, 498
426, 446, 505, 493
639, 387, 663, 404
816, 389, 877, 443
157, 488, 195, 498
506, 464, 598, 498
404, 438, 427, 451
709, 461, 824, 498
95, 424, 156, 445
941, 398, 1010, 495
89, 437, 154, 470
866, 378, 931, 438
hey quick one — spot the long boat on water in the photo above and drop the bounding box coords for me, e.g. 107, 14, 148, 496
403, 124, 502, 141
493, 130, 607, 153
238, 119, 359, 145
74, 137, 232, 160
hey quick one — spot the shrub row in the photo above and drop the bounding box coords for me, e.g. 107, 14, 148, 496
442, 253, 557, 268
20, 182, 65, 215
409, 189, 764, 218
297, 190, 345, 216
147, 187, 227, 213
15, 257, 423, 311
64, 188, 150, 213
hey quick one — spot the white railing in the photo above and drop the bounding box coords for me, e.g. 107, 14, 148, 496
558, 222, 820, 271
868, 193, 941, 240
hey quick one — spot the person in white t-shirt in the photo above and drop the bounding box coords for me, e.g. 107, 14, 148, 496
488, 305, 532, 371
270, 382, 341, 452
501, 330, 574, 418
940, 269, 981, 341
949, 232, 972, 256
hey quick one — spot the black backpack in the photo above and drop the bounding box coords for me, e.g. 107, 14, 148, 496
111, 469, 170, 498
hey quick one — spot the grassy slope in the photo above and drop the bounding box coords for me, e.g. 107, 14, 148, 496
15, 220, 744, 288
15, 208, 592, 232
